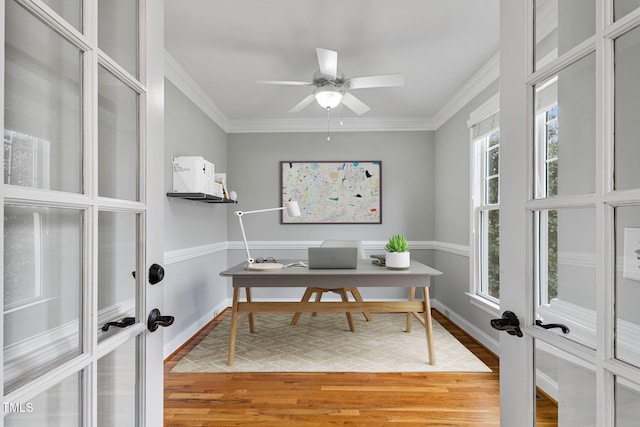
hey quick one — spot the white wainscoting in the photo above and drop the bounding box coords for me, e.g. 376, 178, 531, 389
164, 242, 228, 265
164, 240, 469, 262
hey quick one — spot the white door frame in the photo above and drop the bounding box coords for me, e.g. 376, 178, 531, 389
498, 2, 536, 424
142, 0, 166, 425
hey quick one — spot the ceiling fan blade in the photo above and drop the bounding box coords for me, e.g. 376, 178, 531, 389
316, 47, 338, 80
255, 80, 311, 86
341, 92, 370, 115
289, 94, 316, 113
347, 73, 404, 89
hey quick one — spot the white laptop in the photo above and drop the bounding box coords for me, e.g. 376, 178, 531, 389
308, 247, 358, 269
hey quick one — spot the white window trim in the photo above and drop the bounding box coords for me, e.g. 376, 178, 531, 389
469, 94, 500, 316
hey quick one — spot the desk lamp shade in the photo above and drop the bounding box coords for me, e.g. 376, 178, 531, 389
235, 201, 301, 270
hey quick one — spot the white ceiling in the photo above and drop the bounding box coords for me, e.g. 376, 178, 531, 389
164, 0, 500, 132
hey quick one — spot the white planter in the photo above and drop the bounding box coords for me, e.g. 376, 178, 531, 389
386, 251, 410, 269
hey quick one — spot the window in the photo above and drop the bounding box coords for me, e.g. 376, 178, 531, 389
534, 77, 560, 305
469, 94, 500, 311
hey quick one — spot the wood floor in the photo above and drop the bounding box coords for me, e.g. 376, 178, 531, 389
164, 309, 557, 426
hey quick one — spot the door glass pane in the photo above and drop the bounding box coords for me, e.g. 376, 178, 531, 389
614, 206, 640, 367
98, 0, 138, 77
98, 211, 138, 343
3, 205, 83, 393
98, 66, 139, 201
4, 0, 82, 193
614, 1, 640, 21
614, 26, 640, 191
616, 376, 640, 426
534, 0, 595, 70
98, 338, 138, 426
535, 208, 596, 349
4, 372, 82, 426
41, 0, 81, 31
534, 53, 596, 198
535, 340, 595, 426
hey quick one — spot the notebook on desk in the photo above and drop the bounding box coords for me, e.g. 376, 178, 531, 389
307, 247, 358, 269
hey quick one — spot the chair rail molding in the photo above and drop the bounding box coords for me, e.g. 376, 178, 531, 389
164, 242, 228, 265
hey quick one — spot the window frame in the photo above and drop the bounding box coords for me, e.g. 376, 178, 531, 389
468, 94, 501, 315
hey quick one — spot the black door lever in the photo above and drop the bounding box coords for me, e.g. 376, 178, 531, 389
490, 311, 523, 337
147, 308, 175, 332
102, 317, 136, 331
535, 320, 570, 334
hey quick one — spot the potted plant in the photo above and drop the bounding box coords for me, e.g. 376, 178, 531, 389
385, 234, 411, 269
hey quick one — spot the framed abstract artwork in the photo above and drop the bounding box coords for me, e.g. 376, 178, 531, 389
280, 161, 382, 224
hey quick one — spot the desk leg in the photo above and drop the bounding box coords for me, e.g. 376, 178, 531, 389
422, 286, 436, 366
227, 287, 240, 366
245, 287, 255, 333
406, 287, 416, 332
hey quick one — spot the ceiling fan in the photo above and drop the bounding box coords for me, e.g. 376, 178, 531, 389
255, 47, 404, 115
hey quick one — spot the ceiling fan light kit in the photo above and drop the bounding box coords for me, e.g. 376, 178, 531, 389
256, 47, 404, 115
313, 85, 344, 109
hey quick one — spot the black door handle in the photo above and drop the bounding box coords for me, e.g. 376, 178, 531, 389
535, 320, 570, 334
147, 308, 174, 332
490, 311, 523, 337
102, 317, 136, 331
149, 263, 165, 285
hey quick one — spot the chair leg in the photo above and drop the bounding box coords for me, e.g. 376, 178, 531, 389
349, 287, 373, 322
290, 287, 315, 326
338, 288, 356, 332
311, 288, 324, 317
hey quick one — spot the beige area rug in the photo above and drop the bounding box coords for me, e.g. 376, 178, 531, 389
171, 313, 491, 373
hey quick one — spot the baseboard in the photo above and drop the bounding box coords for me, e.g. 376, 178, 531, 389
431, 300, 500, 356
164, 300, 230, 359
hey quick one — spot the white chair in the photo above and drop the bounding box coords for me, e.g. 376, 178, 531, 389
290, 240, 372, 332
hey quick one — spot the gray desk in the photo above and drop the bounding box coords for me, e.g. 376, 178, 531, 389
220, 259, 443, 366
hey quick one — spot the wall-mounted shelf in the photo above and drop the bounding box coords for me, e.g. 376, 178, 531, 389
166, 192, 236, 203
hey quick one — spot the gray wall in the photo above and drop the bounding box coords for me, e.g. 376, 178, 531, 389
433, 79, 500, 343
226, 131, 435, 242
163, 79, 230, 355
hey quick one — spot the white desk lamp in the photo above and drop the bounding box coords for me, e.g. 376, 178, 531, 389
235, 201, 301, 270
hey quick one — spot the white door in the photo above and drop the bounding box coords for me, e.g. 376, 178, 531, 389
499, 1, 640, 425
1, 0, 166, 425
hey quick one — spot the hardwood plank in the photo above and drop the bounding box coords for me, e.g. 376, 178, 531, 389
164, 308, 557, 426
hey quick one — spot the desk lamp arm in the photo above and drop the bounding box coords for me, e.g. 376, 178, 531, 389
235, 202, 301, 267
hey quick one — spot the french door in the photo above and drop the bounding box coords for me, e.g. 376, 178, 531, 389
500, 0, 640, 425
1, 0, 165, 425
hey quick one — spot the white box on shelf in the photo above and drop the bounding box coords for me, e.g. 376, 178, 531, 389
172, 156, 215, 194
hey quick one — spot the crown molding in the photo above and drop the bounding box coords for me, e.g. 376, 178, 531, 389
432, 52, 500, 129
164, 51, 231, 132
225, 117, 436, 133
164, 50, 499, 134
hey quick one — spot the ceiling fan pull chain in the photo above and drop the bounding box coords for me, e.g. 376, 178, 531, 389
327, 107, 331, 141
